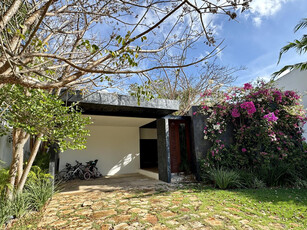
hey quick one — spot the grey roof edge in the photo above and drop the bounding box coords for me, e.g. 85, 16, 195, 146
63, 91, 180, 111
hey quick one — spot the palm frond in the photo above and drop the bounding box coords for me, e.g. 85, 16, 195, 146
294, 18, 307, 32
277, 37, 307, 64
272, 61, 307, 78
277, 42, 298, 64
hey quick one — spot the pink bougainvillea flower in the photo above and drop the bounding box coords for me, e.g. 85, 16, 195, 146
231, 108, 240, 117
243, 83, 253, 90
240, 101, 256, 114
242, 148, 247, 152
263, 112, 278, 122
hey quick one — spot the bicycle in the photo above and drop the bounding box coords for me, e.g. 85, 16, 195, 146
83, 159, 102, 180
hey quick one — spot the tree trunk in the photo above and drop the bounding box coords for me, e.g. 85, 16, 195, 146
7, 129, 29, 199
17, 133, 43, 193
16, 143, 24, 185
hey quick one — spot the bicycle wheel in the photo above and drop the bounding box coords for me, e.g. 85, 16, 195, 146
64, 171, 73, 181
55, 171, 66, 182
93, 168, 102, 178
84, 172, 91, 180
78, 171, 85, 180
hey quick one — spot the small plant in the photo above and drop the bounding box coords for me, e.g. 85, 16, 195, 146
0, 167, 10, 193
208, 168, 242, 189
25, 178, 54, 211
10, 192, 30, 218
0, 190, 12, 227
252, 178, 266, 189
294, 178, 307, 189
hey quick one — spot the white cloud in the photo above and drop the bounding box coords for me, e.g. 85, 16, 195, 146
253, 17, 262, 27
248, 0, 292, 26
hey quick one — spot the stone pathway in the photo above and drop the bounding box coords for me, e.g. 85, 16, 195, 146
33, 175, 299, 229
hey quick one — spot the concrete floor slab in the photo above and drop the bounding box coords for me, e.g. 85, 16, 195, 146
59, 173, 167, 194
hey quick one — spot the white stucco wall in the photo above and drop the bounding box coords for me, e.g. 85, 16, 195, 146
0, 133, 13, 167
275, 69, 307, 139
60, 125, 140, 176
140, 128, 157, 139
59, 115, 155, 176
0, 131, 31, 168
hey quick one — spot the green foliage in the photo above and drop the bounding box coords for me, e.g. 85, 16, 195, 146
198, 81, 307, 188
0, 163, 10, 193
25, 179, 54, 211
33, 151, 49, 170
10, 192, 30, 218
26, 166, 52, 185
0, 84, 91, 152
0, 190, 11, 227
257, 164, 297, 187
0, 165, 55, 226
294, 178, 307, 188
206, 167, 242, 189
273, 18, 307, 77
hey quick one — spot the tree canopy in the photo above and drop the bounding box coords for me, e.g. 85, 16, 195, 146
0, 0, 251, 90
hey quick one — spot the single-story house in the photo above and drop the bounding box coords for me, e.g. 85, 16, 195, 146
48, 91, 208, 183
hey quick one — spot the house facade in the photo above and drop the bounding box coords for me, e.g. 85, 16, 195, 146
50, 91, 211, 183
275, 69, 307, 139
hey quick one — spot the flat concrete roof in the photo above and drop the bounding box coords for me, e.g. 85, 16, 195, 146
63, 91, 179, 118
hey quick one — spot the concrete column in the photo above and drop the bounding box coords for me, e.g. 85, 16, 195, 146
48, 143, 59, 189
157, 118, 171, 183
189, 107, 211, 181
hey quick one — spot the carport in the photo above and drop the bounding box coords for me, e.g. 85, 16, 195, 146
49, 91, 179, 183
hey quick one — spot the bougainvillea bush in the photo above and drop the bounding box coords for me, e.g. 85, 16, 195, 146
198, 81, 307, 186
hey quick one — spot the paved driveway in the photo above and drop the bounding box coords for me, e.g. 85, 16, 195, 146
59, 174, 168, 194
38, 174, 179, 230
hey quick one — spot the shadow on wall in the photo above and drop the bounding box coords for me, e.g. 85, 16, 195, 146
107, 152, 140, 175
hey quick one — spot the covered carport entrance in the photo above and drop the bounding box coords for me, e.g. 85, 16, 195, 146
50, 91, 179, 183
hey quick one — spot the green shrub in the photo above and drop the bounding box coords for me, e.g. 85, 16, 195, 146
10, 192, 30, 218
0, 190, 12, 227
252, 178, 266, 189
198, 81, 307, 188
257, 164, 297, 187
294, 178, 307, 188
208, 168, 242, 189
25, 178, 54, 211
33, 151, 50, 170
26, 165, 53, 185
237, 170, 266, 189
0, 165, 55, 227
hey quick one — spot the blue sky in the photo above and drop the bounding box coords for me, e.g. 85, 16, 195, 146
212, 0, 307, 85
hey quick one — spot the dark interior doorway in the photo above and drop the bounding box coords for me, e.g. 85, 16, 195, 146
139, 122, 158, 170
140, 139, 158, 169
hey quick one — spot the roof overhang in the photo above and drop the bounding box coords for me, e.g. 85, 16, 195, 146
63, 91, 179, 118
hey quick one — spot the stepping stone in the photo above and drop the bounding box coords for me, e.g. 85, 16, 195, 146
113, 215, 132, 223
205, 217, 223, 226
82, 201, 93, 207
75, 209, 92, 216
93, 210, 117, 219
189, 221, 204, 228
142, 214, 158, 225
128, 208, 148, 214
114, 223, 129, 230
160, 211, 176, 219
61, 209, 74, 215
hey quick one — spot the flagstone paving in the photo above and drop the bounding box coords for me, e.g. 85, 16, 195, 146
9, 174, 306, 229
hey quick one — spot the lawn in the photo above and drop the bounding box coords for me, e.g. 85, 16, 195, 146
9, 186, 307, 229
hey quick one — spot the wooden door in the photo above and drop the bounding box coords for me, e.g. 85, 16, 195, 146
169, 120, 191, 173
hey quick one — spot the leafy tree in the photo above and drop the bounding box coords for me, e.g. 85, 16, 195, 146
0, 0, 251, 90
273, 18, 307, 77
0, 85, 91, 197
130, 59, 242, 115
